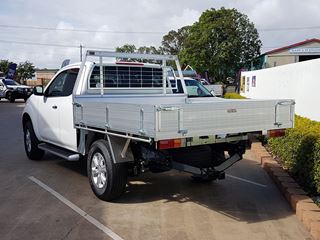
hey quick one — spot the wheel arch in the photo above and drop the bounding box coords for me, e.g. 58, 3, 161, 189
22, 112, 41, 140
84, 131, 134, 163
85, 131, 105, 154
22, 112, 32, 128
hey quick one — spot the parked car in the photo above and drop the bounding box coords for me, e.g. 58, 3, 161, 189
170, 77, 215, 97
199, 78, 210, 85
0, 78, 32, 102
196, 79, 223, 97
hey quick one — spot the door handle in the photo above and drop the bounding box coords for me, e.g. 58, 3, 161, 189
52, 105, 57, 109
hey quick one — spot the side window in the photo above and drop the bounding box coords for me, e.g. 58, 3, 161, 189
170, 80, 183, 93
46, 68, 79, 97
63, 69, 79, 95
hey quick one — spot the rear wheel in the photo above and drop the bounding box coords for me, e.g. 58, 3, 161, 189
87, 139, 127, 201
23, 121, 44, 160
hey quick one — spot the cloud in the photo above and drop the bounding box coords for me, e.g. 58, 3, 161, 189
166, 8, 201, 30
0, 0, 319, 67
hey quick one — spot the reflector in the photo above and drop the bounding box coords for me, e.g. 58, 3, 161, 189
158, 139, 182, 150
267, 129, 286, 138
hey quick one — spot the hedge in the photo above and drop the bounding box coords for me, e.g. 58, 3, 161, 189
223, 93, 246, 99
268, 115, 320, 194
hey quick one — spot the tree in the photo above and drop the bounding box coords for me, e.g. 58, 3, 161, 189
115, 44, 136, 53
116, 44, 163, 63
15, 61, 35, 84
0, 60, 35, 83
161, 26, 190, 55
0, 60, 12, 76
137, 46, 163, 55
180, 8, 261, 83
137, 46, 164, 63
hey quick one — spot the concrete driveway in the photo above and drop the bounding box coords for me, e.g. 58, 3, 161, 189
0, 101, 311, 240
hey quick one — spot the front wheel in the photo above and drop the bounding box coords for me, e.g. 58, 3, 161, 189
87, 139, 127, 201
7, 92, 15, 103
23, 121, 44, 160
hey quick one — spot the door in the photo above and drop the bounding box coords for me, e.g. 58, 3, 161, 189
38, 68, 79, 150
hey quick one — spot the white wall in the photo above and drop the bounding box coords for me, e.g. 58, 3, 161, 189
241, 59, 320, 121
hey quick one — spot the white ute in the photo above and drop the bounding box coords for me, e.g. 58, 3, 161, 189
22, 51, 295, 201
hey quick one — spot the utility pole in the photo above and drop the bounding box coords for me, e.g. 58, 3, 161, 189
80, 44, 83, 61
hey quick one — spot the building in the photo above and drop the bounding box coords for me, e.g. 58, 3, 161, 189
240, 58, 320, 121
26, 69, 58, 86
257, 38, 320, 69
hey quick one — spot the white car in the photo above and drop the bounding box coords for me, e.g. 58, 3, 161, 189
22, 50, 295, 201
170, 77, 215, 97
0, 78, 32, 102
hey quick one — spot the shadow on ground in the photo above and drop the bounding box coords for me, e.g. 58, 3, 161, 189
55, 156, 292, 225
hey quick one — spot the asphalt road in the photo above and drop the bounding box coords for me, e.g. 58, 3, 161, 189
0, 100, 311, 240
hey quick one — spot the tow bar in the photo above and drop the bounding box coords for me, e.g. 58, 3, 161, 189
171, 153, 242, 181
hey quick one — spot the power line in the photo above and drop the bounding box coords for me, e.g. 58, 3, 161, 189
258, 26, 320, 32
1, 23, 320, 34
0, 38, 303, 53
0, 39, 78, 48
0, 24, 166, 35
0, 39, 115, 50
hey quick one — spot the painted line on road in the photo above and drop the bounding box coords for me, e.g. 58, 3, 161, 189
226, 174, 267, 188
28, 176, 124, 240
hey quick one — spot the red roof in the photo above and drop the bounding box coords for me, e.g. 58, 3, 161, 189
263, 38, 320, 55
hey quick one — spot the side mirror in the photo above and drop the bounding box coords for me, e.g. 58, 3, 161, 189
33, 85, 44, 96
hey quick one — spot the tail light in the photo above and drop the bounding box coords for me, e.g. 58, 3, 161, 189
267, 129, 286, 138
158, 139, 182, 150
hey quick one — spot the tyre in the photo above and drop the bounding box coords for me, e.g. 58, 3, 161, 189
23, 121, 44, 160
87, 139, 127, 201
7, 92, 15, 103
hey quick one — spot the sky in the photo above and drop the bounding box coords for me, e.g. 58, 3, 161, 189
0, 0, 320, 68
